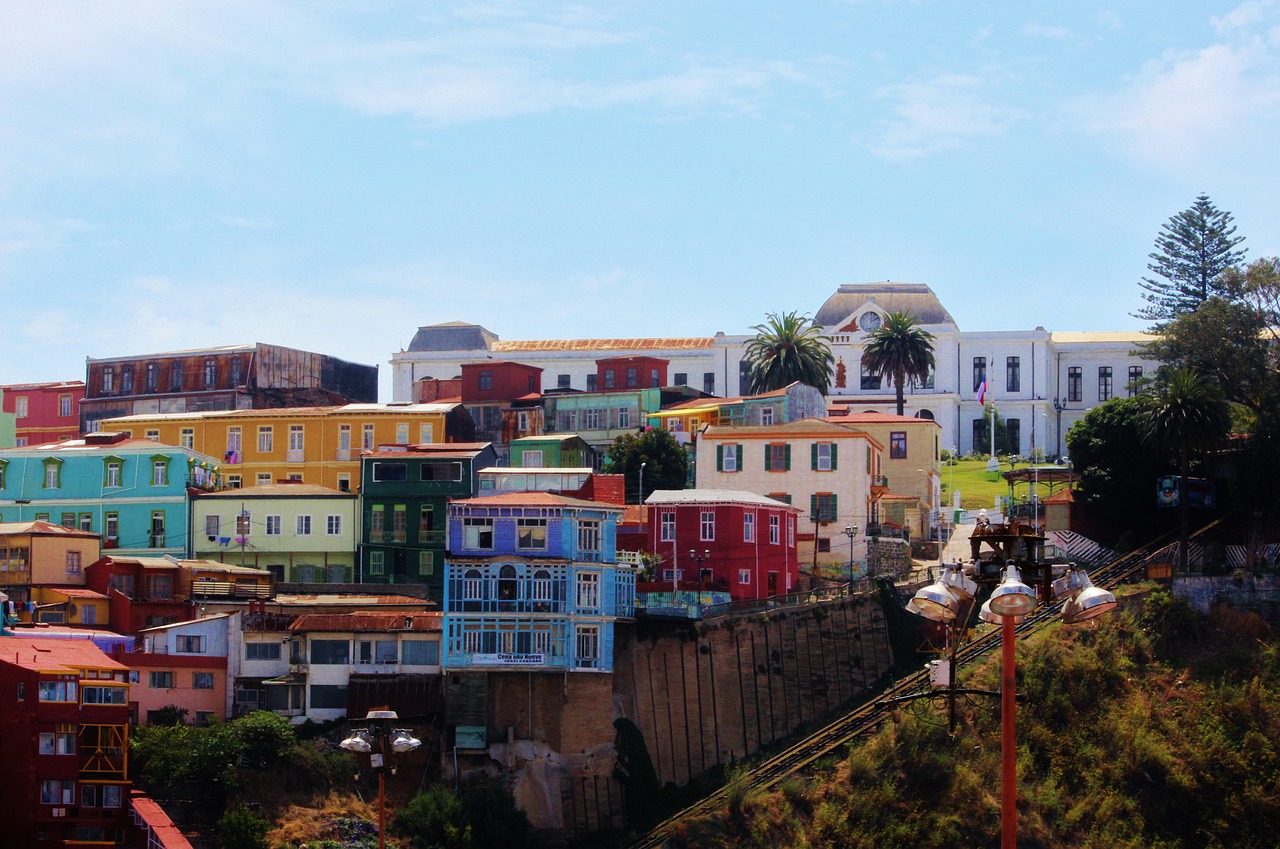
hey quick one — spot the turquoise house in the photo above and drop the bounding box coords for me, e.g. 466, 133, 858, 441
0, 389, 14, 449
0, 431, 222, 558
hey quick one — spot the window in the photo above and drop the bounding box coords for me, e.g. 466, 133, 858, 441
236, 511, 252, 536
363, 424, 376, 450
62, 512, 75, 528
373, 462, 407, 481
576, 572, 600, 609
151, 458, 169, 486
478, 370, 493, 391
257, 426, 273, 452
761, 406, 775, 425
289, 425, 304, 451
14, 395, 29, 418
626, 367, 638, 388
66, 552, 81, 574
396, 423, 409, 443
1098, 366, 1113, 402
256, 473, 271, 485
310, 639, 351, 665
105, 512, 118, 543
150, 511, 166, 547
660, 511, 675, 542
1006, 356, 1020, 393
369, 551, 385, 575
765, 442, 790, 471
743, 512, 755, 542
718, 443, 741, 472
102, 785, 123, 808
811, 493, 837, 523
890, 431, 907, 459
337, 474, 350, 492
177, 634, 204, 653
578, 520, 600, 553
523, 449, 544, 467
58, 394, 73, 417
739, 569, 752, 584
392, 505, 406, 541
230, 357, 243, 385
421, 462, 463, 481
146, 429, 160, 441
1006, 419, 1021, 453
203, 358, 217, 387
245, 642, 281, 661
326, 514, 342, 535
39, 729, 76, 755
205, 515, 220, 538
517, 518, 547, 550
1128, 366, 1143, 397
769, 514, 780, 544
700, 510, 715, 541
557, 374, 571, 389
296, 515, 312, 535
41, 779, 75, 805
419, 423, 433, 443
144, 362, 159, 392
586, 374, 597, 391
582, 409, 602, 429
462, 568, 484, 601
464, 518, 494, 549
193, 672, 215, 689
703, 372, 715, 394
860, 361, 882, 390
617, 408, 631, 428
575, 625, 600, 668
149, 671, 174, 688
171, 362, 183, 391
403, 639, 440, 666
265, 515, 281, 536
79, 513, 92, 532
98, 458, 120, 490
813, 442, 837, 471
1067, 367, 1082, 403
120, 366, 134, 393
674, 372, 688, 386
418, 550, 434, 575
43, 459, 61, 489
358, 640, 398, 665
973, 357, 987, 392
973, 419, 985, 452
603, 369, 615, 389
39, 681, 76, 702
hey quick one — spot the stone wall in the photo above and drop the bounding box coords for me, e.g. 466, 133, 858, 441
1172, 574, 1280, 624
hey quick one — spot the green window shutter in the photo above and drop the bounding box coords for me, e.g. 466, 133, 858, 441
811, 443, 818, 470
765, 445, 772, 471
829, 493, 838, 522
831, 443, 838, 470
735, 444, 743, 470
716, 445, 724, 471
784, 444, 791, 470
809, 494, 818, 522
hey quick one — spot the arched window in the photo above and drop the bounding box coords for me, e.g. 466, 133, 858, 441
498, 564, 518, 601
531, 569, 552, 604
915, 410, 935, 420
463, 569, 484, 601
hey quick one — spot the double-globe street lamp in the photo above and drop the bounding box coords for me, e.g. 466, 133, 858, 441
340, 709, 423, 849
843, 524, 860, 584
906, 561, 1117, 848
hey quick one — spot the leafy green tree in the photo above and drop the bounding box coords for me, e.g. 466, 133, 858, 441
1065, 397, 1165, 547
230, 710, 297, 767
1139, 367, 1232, 572
1135, 193, 1246, 327
744, 311, 835, 394
603, 427, 689, 501
392, 785, 472, 849
147, 705, 189, 726
216, 804, 270, 849
860, 309, 936, 416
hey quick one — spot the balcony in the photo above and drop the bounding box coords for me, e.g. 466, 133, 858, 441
286, 449, 305, 463
335, 448, 351, 461
190, 580, 270, 599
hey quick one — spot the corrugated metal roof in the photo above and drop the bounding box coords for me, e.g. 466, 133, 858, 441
198, 483, 351, 498
814, 282, 957, 328
44, 588, 111, 600
0, 638, 127, 672
0, 380, 85, 391
0, 520, 101, 538
1049, 330, 1155, 343
644, 489, 801, 510
289, 611, 442, 632
492, 337, 715, 352
453, 492, 622, 511
272, 593, 434, 606
701, 418, 872, 438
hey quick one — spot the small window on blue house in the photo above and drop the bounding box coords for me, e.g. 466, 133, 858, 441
517, 519, 547, 550
42, 458, 63, 489
464, 518, 494, 549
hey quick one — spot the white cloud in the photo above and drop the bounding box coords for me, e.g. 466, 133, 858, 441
866, 74, 1023, 161
1212, 0, 1276, 34
1021, 22, 1072, 40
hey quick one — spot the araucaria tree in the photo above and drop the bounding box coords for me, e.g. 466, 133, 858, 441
1138, 367, 1232, 573
861, 309, 936, 416
745, 311, 835, 395
1135, 193, 1247, 328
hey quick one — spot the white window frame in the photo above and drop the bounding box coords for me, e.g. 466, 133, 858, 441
769, 514, 780, 545
738, 569, 752, 584
326, 514, 342, 535
257, 426, 273, 453
700, 510, 715, 541
288, 425, 304, 451
265, 515, 282, 536
660, 511, 675, 542
743, 512, 755, 542
576, 572, 600, 609
296, 515, 312, 536
816, 442, 833, 471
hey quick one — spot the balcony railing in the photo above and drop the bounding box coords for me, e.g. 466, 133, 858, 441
191, 580, 271, 599
286, 449, 305, 463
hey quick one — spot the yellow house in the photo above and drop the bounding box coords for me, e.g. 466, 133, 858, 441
99, 402, 476, 492
0, 520, 102, 598
826, 411, 942, 534
27, 586, 111, 627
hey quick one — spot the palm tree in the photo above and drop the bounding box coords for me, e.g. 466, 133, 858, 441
861, 310, 937, 416
745, 311, 835, 395
1139, 367, 1232, 573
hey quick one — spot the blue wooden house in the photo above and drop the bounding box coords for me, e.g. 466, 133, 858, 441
0, 431, 222, 558
441, 492, 634, 672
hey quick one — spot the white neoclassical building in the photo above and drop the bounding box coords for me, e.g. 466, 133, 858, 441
390, 283, 1152, 459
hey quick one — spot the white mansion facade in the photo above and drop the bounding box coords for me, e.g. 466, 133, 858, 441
390, 282, 1152, 459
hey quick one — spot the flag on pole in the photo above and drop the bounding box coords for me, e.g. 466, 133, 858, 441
977, 377, 988, 405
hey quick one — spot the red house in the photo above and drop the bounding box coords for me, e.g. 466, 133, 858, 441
85, 556, 195, 636
1, 381, 84, 446
459, 361, 542, 404
595, 356, 668, 392
643, 490, 801, 600
0, 638, 132, 847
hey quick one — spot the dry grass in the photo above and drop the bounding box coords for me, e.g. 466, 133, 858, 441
266, 792, 379, 848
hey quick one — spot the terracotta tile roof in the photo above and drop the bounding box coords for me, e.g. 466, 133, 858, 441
701, 418, 873, 439
289, 611, 442, 632
823, 412, 938, 426
492, 337, 715, 352
0, 638, 127, 672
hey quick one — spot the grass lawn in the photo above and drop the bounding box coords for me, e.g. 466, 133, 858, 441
940, 457, 1057, 512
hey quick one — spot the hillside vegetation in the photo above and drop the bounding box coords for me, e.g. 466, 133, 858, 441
672, 592, 1280, 849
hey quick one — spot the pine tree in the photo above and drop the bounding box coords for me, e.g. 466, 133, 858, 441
1135, 193, 1246, 327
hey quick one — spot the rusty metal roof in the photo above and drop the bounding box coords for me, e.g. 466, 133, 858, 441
492, 337, 715, 352
289, 611, 442, 632
0, 638, 127, 672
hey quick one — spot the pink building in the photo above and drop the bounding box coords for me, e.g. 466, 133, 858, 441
0, 381, 84, 446
116, 614, 232, 725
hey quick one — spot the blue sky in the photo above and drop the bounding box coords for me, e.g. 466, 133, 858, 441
3, 1, 1279, 399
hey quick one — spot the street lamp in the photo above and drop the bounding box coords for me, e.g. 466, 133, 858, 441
843, 525, 859, 585
907, 561, 1115, 849
638, 461, 647, 534
340, 709, 422, 849
688, 549, 711, 589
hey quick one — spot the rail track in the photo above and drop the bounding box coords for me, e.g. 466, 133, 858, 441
625, 520, 1224, 849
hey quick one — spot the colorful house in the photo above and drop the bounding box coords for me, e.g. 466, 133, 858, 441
122, 614, 231, 726
507, 434, 596, 469
358, 442, 497, 595
0, 638, 132, 848
441, 492, 635, 673
0, 521, 102, 605
825, 411, 943, 536
84, 556, 271, 635
0, 389, 16, 448
643, 490, 802, 599
0, 381, 84, 447
457, 361, 544, 459
543, 383, 706, 463
695, 419, 886, 571
191, 482, 357, 584
0, 432, 223, 558
80, 342, 377, 435
99, 402, 475, 492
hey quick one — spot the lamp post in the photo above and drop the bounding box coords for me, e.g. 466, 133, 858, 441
905, 562, 1116, 848
1052, 396, 1068, 460
340, 709, 422, 849
638, 461, 647, 535
843, 524, 859, 585
688, 549, 710, 618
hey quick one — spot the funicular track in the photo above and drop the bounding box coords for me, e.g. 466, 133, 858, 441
626, 519, 1229, 849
